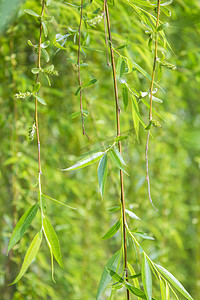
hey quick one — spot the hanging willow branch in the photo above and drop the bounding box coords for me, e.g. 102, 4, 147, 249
145, 0, 161, 212
77, 0, 90, 140
104, 1, 130, 299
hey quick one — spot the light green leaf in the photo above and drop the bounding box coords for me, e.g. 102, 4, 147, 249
125, 209, 140, 220
106, 268, 124, 283
9, 232, 42, 285
114, 135, 128, 142
41, 48, 50, 62
42, 21, 48, 37
107, 206, 120, 212
35, 95, 47, 106
142, 255, 152, 300
131, 95, 145, 128
166, 283, 170, 300
42, 194, 76, 210
135, 232, 154, 240
7, 204, 39, 254
102, 220, 121, 240
31, 68, 40, 74
98, 154, 108, 198
43, 216, 63, 268
24, 9, 39, 17
128, 262, 141, 292
60, 152, 104, 171
159, 278, 166, 300
109, 149, 128, 175
155, 264, 194, 300
96, 250, 121, 300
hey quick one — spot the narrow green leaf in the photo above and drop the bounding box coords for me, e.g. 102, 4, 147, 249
42, 194, 76, 210
96, 250, 121, 300
7, 204, 39, 254
42, 21, 48, 37
155, 264, 194, 300
159, 278, 166, 300
114, 135, 128, 142
126, 273, 141, 279
135, 232, 154, 240
35, 95, 47, 106
125, 282, 147, 299
107, 206, 120, 212
102, 220, 121, 240
43, 216, 63, 268
122, 84, 129, 110
41, 40, 50, 48
9, 232, 42, 285
120, 59, 126, 78
125, 209, 140, 220
131, 95, 144, 141
41, 48, 50, 62
166, 283, 170, 300
84, 78, 97, 87
109, 149, 128, 175
74, 86, 82, 96
24, 9, 39, 17
142, 255, 152, 300
106, 268, 124, 283
32, 82, 41, 93
98, 154, 108, 198
60, 152, 104, 171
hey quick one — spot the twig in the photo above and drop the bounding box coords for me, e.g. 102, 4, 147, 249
145, 0, 161, 212
104, 1, 130, 299
77, 0, 90, 140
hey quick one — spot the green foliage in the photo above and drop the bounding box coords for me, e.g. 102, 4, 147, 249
0, 0, 199, 299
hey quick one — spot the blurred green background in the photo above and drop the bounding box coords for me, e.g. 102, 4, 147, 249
0, 0, 199, 299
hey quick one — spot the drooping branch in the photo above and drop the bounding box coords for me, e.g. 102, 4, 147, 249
104, 1, 130, 299
145, 0, 161, 212
77, 0, 90, 140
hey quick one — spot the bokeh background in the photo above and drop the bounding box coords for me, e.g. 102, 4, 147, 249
0, 0, 199, 299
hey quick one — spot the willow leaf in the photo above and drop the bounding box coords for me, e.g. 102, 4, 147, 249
43, 216, 63, 268
97, 154, 108, 198
142, 255, 152, 300
102, 220, 121, 240
7, 204, 39, 254
9, 232, 42, 285
60, 152, 104, 171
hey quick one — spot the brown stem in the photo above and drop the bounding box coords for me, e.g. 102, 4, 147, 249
77, 0, 90, 140
35, 0, 45, 176
104, 1, 129, 299
145, 0, 161, 211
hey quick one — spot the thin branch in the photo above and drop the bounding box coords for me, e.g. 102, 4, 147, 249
103, 1, 111, 67
77, 0, 90, 140
104, 1, 130, 299
145, 0, 161, 212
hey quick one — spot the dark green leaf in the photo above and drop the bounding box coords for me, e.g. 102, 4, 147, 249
106, 268, 124, 283
109, 149, 128, 175
32, 82, 41, 93
125, 282, 147, 299
102, 220, 121, 240
7, 204, 39, 254
122, 84, 129, 110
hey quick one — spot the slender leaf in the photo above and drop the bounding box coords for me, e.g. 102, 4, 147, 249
107, 206, 120, 212
155, 264, 194, 300
109, 149, 128, 175
60, 151, 104, 171
122, 83, 129, 110
43, 216, 63, 268
24, 9, 39, 17
98, 154, 108, 197
125, 209, 140, 220
35, 95, 47, 105
142, 255, 152, 300
42, 194, 76, 210
125, 282, 147, 299
160, 278, 166, 300
96, 250, 121, 300
106, 268, 124, 283
102, 220, 121, 240
7, 204, 39, 254
9, 232, 42, 285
